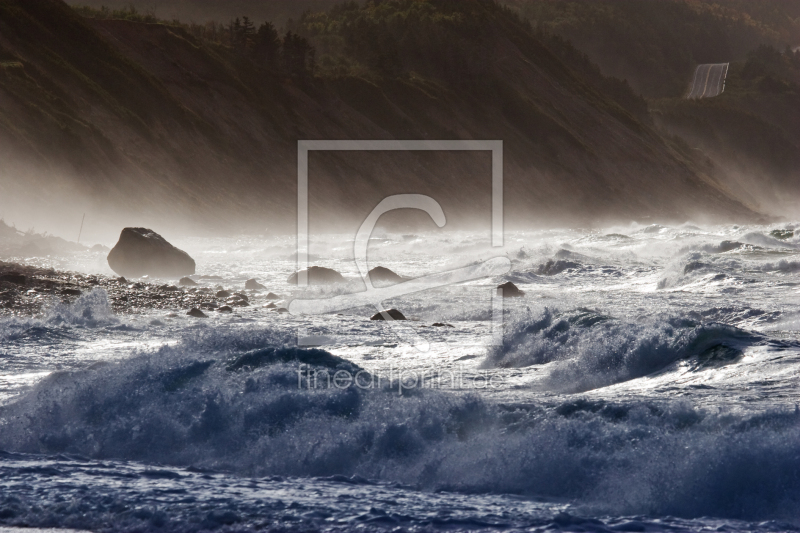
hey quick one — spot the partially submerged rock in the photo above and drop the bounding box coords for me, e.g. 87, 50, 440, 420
179, 277, 197, 286
187, 308, 207, 318
287, 266, 345, 285
684, 261, 707, 274
497, 281, 524, 297
370, 309, 406, 321
107, 228, 195, 279
367, 266, 407, 285
713, 241, 744, 253
245, 278, 266, 290
265, 292, 280, 300
227, 294, 249, 307
771, 229, 794, 240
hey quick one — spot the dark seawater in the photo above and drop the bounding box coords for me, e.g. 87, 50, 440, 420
1, 224, 799, 532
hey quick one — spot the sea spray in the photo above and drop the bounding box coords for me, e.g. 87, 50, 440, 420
483, 306, 766, 392
1, 325, 799, 520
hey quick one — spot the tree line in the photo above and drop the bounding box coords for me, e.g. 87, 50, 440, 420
504, 0, 799, 98
72, 5, 316, 78
185, 16, 315, 77
740, 44, 800, 93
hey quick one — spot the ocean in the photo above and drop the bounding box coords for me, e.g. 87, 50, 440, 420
1, 223, 799, 532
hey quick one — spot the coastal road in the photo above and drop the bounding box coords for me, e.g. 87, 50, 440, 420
687, 63, 729, 99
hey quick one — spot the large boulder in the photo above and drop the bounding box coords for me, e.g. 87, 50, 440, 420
367, 266, 407, 285
370, 309, 406, 321
287, 266, 345, 285
497, 281, 524, 297
245, 278, 266, 290
107, 228, 195, 279
186, 308, 207, 318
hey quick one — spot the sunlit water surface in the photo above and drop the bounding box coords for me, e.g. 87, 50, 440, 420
1, 223, 799, 532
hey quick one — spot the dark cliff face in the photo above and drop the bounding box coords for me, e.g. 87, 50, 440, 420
0, 0, 758, 240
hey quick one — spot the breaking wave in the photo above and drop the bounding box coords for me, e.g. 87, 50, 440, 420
483, 306, 767, 392
0, 289, 117, 342
0, 325, 799, 521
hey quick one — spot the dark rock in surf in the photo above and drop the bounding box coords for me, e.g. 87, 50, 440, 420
771, 229, 794, 240
216, 290, 231, 298
226, 291, 249, 306
264, 302, 277, 309
60, 288, 82, 296
432, 322, 454, 327
187, 308, 207, 318
245, 278, 266, 290
370, 309, 406, 321
684, 261, 707, 274
265, 292, 280, 300
179, 276, 197, 286
107, 228, 195, 279
497, 281, 524, 297
535, 259, 580, 276
367, 266, 407, 285
715, 241, 743, 253
218, 306, 233, 313
287, 266, 345, 285
0, 272, 26, 285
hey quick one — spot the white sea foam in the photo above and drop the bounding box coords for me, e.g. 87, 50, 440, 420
0, 329, 798, 525
1, 223, 799, 531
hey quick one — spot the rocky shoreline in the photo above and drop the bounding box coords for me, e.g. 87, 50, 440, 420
0, 261, 279, 318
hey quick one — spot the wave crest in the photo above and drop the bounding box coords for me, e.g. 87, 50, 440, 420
0, 289, 117, 342
0, 329, 799, 520
483, 306, 763, 392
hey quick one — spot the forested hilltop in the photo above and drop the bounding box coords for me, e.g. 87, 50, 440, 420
0, 0, 794, 239
501, 0, 800, 98
68, 0, 350, 28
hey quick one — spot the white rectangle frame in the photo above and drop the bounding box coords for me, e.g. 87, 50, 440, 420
296, 140, 503, 286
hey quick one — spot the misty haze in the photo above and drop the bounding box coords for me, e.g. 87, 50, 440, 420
1, 1, 800, 532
